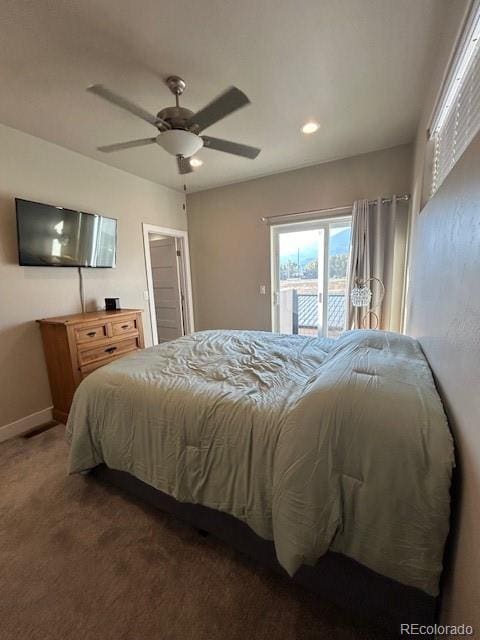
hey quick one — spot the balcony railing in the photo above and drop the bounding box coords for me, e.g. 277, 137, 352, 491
279, 291, 346, 336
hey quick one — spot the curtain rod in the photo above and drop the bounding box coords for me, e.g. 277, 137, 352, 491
260, 193, 410, 224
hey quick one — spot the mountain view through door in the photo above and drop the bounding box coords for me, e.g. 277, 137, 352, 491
275, 219, 352, 338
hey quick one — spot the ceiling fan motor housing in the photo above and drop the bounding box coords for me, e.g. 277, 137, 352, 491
156, 129, 204, 158
157, 106, 194, 129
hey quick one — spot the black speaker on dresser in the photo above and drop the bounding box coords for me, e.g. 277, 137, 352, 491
105, 298, 121, 311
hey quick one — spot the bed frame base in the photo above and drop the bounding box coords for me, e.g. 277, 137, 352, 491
92, 465, 436, 638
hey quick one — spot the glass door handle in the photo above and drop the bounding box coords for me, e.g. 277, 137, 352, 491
318, 293, 323, 303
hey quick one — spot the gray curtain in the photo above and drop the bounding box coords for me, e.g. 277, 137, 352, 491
346, 196, 408, 331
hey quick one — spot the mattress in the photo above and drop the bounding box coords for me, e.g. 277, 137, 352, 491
66, 329, 454, 596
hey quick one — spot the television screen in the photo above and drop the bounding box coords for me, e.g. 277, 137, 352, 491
16, 198, 117, 267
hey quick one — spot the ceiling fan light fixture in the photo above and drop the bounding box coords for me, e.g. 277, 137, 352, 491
156, 129, 204, 158
301, 121, 320, 134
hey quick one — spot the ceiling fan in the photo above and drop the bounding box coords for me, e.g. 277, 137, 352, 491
88, 76, 261, 174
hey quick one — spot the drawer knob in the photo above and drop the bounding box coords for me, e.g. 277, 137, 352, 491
121, 324, 129, 329
87, 331, 97, 337
105, 346, 117, 354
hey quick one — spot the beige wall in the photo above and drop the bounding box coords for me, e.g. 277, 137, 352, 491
187, 144, 412, 331
405, 0, 479, 633
407, 132, 480, 633
0, 123, 186, 430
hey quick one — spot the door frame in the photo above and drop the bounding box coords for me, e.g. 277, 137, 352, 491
142, 223, 194, 345
270, 216, 351, 336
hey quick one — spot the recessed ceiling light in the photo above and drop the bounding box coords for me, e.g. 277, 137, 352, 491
302, 121, 320, 134
190, 157, 203, 167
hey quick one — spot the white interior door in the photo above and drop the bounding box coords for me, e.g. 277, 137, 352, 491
150, 237, 185, 343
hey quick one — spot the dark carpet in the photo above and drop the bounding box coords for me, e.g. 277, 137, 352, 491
0, 425, 386, 640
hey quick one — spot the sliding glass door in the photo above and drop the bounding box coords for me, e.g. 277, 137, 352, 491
271, 217, 351, 338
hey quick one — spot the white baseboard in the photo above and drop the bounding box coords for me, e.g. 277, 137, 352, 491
0, 407, 54, 444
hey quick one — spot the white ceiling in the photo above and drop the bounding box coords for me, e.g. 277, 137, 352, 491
0, 0, 450, 192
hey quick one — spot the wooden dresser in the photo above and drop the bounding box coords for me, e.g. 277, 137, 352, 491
38, 309, 145, 423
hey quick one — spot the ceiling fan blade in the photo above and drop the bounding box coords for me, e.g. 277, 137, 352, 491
97, 138, 157, 153
87, 84, 170, 130
201, 136, 261, 159
177, 155, 194, 175
187, 87, 250, 133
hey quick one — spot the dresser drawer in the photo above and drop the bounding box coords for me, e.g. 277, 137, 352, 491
111, 317, 138, 337
80, 350, 135, 377
75, 323, 108, 343
77, 336, 139, 367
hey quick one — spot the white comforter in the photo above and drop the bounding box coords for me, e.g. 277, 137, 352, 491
67, 329, 454, 596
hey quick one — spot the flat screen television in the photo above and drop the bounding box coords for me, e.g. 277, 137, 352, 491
16, 198, 117, 267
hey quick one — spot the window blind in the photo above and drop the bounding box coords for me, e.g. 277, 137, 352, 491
431, 14, 480, 195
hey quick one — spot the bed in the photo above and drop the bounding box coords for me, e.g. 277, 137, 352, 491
66, 329, 454, 633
